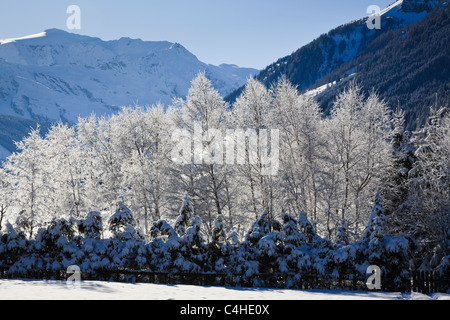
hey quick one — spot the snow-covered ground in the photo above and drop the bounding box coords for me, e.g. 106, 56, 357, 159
0, 279, 448, 300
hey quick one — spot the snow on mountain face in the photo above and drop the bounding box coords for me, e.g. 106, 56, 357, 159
243, 0, 438, 101
0, 29, 258, 125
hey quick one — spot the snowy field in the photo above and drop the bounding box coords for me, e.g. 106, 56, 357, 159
0, 279, 449, 300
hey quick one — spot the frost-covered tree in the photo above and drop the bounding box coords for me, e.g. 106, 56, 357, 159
2, 127, 51, 237
232, 78, 276, 220
76, 114, 121, 214
324, 83, 391, 237
108, 104, 177, 232
271, 76, 325, 222
44, 122, 87, 219
175, 72, 231, 238
0, 168, 13, 231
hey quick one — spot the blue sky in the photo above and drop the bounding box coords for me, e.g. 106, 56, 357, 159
0, 0, 394, 69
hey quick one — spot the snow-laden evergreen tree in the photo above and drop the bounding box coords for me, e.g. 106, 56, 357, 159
175, 216, 208, 273
175, 196, 194, 237
382, 106, 416, 235
211, 214, 226, 247
20, 218, 79, 277
363, 191, 386, 262
298, 211, 318, 244
149, 219, 181, 272
335, 219, 350, 247
243, 209, 283, 286
73, 212, 106, 274
279, 211, 306, 285
106, 202, 146, 270
171, 196, 208, 273
245, 209, 281, 245
77, 211, 103, 239
109, 202, 140, 240
361, 191, 412, 291
0, 223, 28, 275
282, 211, 306, 248
408, 106, 450, 254
209, 213, 236, 274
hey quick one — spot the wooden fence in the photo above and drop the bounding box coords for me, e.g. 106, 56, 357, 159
2, 267, 449, 293
410, 270, 450, 294
85, 269, 371, 291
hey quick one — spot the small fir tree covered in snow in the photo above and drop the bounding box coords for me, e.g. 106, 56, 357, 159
298, 211, 318, 244
0, 223, 28, 274
149, 220, 181, 272
282, 211, 306, 248
209, 214, 230, 273
245, 209, 281, 245
244, 210, 283, 284
27, 218, 79, 275
176, 216, 208, 273
278, 211, 306, 279
109, 202, 140, 240
382, 107, 416, 222
335, 219, 350, 247
175, 196, 194, 237
363, 191, 387, 263
106, 202, 146, 270
78, 211, 103, 239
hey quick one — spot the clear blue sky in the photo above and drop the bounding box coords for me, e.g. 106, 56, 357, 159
0, 0, 394, 69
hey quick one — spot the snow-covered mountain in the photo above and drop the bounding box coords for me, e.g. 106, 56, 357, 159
0, 28, 258, 155
256, 0, 439, 89
227, 0, 444, 122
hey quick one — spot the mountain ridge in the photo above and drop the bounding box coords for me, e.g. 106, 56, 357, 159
0, 29, 258, 156
225, 0, 447, 130
310, 2, 450, 130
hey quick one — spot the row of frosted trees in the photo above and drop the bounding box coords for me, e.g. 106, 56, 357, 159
3, 196, 440, 292
0, 73, 449, 268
